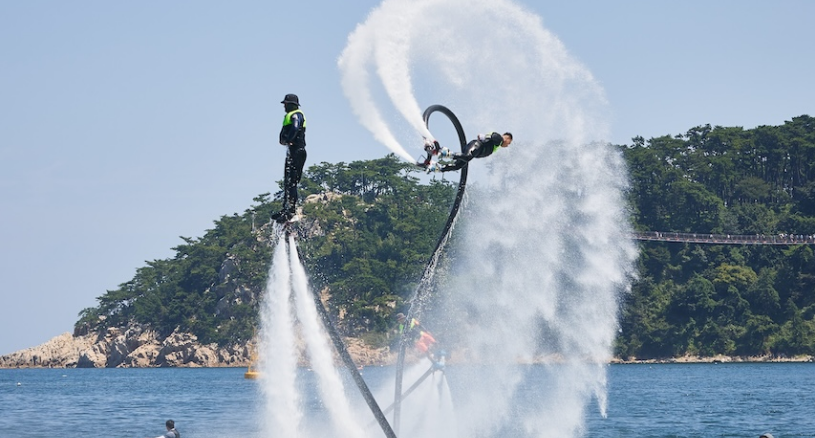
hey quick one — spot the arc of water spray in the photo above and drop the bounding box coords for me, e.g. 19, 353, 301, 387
338, 0, 434, 162
338, 30, 414, 162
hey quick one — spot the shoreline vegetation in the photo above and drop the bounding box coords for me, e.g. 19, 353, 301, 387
609, 354, 814, 364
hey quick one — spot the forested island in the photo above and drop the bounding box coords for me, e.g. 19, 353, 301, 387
73, 115, 815, 362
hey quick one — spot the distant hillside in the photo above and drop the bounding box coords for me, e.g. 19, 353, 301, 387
618, 115, 815, 359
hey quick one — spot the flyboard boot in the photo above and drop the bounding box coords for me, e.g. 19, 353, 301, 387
424, 138, 452, 158
271, 203, 296, 224
417, 138, 451, 173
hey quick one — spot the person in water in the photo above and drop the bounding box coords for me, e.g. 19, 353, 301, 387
148, 419, 180, 438
272, 93, 307, 223
423, 131, 513, 173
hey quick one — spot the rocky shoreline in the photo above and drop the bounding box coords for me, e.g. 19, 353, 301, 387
0, 326, 392, 369
2, 328, 811, 368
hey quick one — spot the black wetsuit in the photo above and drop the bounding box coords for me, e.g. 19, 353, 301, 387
278, 107, 307, 214
441, 132, 503, 172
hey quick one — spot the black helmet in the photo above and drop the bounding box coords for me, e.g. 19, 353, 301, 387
281, 93, 300, 106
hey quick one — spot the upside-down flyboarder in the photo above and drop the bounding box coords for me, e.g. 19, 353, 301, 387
419, 131, 513, 173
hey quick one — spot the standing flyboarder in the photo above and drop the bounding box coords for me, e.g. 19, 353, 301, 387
272, 93, 307, 223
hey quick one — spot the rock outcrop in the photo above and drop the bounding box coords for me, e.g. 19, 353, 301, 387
345, 337, 393, 366
0, 324, 392, 368
0, 332, 96, 368
0, 324, 254, 368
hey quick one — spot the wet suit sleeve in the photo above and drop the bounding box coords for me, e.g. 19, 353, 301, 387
465, 132, 503, 160
486, 132, 502, 147
475, 132, 502, 149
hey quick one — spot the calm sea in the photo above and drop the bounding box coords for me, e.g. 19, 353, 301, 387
0, 363, 812, 437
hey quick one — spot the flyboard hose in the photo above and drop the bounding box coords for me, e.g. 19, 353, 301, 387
366, 362, 439, 430
393, 105, 468, 433
287, 232, 397, 438
383, 364, 436, 417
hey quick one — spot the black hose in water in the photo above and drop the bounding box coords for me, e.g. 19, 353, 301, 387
393, 104, 468, 433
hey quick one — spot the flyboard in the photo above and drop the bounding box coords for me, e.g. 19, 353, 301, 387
393, 104, 469, 433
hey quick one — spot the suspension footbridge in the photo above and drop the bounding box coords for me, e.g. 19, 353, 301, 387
633, 231, 815, 245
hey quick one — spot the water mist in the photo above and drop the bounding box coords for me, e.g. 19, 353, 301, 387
258, 235, 302, 437
260, 235, 368, 438
289, 236, 366, 438
339, 0, 638, 436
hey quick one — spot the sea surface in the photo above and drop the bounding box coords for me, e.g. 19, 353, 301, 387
1, 363, 812, 437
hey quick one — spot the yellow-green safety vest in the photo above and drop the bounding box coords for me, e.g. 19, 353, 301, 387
283, 109, 306, 127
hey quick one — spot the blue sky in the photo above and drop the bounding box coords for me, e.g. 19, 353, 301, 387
1, 0, 813, 356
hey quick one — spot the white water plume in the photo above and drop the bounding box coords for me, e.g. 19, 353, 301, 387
339, 3, 429, 162
442, 139, 636, 437
259, 235, 302, 437
370, 359, 457, 438
339, 0, 609, 162
288, 236, 366, 438
340, 0, 638, 437
400, 361, 457, 438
